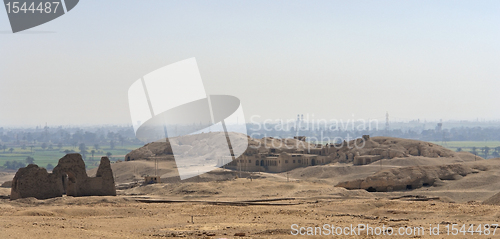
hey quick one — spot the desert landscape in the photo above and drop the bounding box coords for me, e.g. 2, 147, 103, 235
1, 136, 500, 238
2, 1, 498, 238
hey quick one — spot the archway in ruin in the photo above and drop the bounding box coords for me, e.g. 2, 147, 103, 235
63, 171, 77, 196
61, 173, 68, 194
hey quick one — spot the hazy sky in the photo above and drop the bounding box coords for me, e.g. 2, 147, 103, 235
0, 0, 499, 127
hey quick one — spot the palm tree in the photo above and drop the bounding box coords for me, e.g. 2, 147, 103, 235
78, 143, 87, 152
472, 147, 477, 155
495, 146, 500, 155
46, 163, 54, 171
119, 135, 125, 147
3, 161, 11, 169
91, 150, 95, 161
2, 145, 6, 153
483, 146, 490, 158
79, 143, 88, 159
94, 143, 100, 150
25, 156, 35, 165
9, 148, 14, 153
493, 151, 500, 158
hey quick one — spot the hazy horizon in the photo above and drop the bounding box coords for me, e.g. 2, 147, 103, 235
2, 117, 500, 129
1, 1, 499, 127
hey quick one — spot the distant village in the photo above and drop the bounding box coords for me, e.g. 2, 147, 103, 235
1, 117, 500, 172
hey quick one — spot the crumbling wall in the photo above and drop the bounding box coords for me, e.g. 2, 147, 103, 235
52, 153, 90, 196
10, 154, 116, 200
92, 156, 116, 196
10, 164, 62, 200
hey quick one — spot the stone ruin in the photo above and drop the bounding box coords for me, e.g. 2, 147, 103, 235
334, 135, 456, 165
123, 134, 461, 174
10, 153, 116, 200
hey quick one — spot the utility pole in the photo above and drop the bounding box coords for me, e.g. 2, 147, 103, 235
385, 148, 390, 168
385, 111, 390, 134
155, 158, 158, 176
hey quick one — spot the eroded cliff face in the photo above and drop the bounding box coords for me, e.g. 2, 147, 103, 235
336, 164, 474, 192
333, 136, 458, 164
11, 154, 116, 200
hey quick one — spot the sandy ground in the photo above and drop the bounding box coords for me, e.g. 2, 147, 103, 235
1, 178, 500, 238
2, 148, 500, 238
0, 179, 500, 238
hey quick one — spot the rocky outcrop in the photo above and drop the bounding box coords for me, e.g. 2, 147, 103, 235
332, 136, 461, 165
124, 135, 316, 162
10, 154, 116, 200
335, 164, 474, 192
353, 155, 383, 165
125, 141, 173, 161
1, 181, 12, 188
483, 191, 500, 205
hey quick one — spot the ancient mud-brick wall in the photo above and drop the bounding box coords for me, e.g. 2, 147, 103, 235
10, 164, 63, 200
10, 154, 116, 200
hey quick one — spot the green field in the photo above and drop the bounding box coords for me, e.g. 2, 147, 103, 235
0, 144, 144, 170
1, 140, 499, 171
